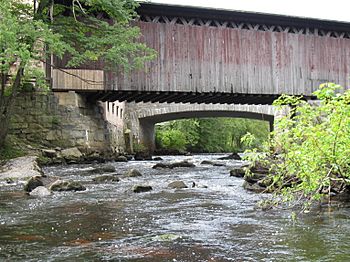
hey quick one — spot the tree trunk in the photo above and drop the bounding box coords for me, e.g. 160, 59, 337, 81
0, 113, 10, 148
0, 67, 23, 148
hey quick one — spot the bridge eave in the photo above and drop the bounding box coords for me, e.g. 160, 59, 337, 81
137, 2, 350, 34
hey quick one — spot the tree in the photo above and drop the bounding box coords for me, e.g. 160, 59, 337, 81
155, 118, 269, 153
0, 0, 156, 147
268, 83, 350, 206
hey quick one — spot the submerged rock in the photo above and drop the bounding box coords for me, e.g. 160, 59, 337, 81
168, 181, 188, 189
243, 181, 266, 193
89, 165, 116, 174
49, 180, 86, 192
201, 160, 214, 165
201, 160, 225, 166
29, 186, 52, 197
115, 156, 128, 162
218, 153, 241, 160
152, 233, 181, 241
92, 175, 120, 183
153, 157, 163, 161
132, 185, 152, 193
153, 160, 195, 169
152, 162, 173, 169
134, 151, 152, 161
230, 168, 246, 178
124, 169, 142, 177
171, 160, 195, 168
244, 173, 267, 184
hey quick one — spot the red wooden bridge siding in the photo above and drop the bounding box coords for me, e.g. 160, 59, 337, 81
113, 20, 350, 96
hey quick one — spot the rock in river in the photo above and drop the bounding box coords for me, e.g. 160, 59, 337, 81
92, 175, 120, 183
60, 147, 83, 161
29, 186, 52, 197
24, 175, 61, 192
132, 185, 153, 193
115, 156, 128, 162
230, 168, 246, 178
218, 153, 241, 160
243, 181, 266, 193
49, 179, 86, 192
89, 165, 116, 174
152, 160, 195, 169
171, 160, 195, 168
168, 181, 188, 189
24, 176, 44, 192
0, 156, 43, 181
124, 169, 142, 177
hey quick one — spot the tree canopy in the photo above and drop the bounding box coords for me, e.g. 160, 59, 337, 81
0, 0, 156, 147
155, 118, 270, 153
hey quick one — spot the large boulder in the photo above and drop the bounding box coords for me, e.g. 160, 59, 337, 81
168, 181, 188, 189
0, 156, 43, 181
24, 175, 44, 192
132, 185, 152, 193
49, 179, 86, 192
124, 169, 142, 177
60, 147, 83, 162
29, 186, 52, 197
24, 175, 62, 192
41, 149, 58, 158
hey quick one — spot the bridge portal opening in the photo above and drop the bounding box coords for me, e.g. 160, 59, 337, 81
154, 117, 270, 154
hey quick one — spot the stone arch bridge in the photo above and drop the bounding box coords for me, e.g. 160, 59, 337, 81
126, 102, 276, 152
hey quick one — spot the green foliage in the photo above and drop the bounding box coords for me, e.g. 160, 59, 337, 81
255, 83, 350, 208
133, 142, 146, 153
157, 129, 187, 152
155, 118, 270, 153
0, 140, 25, 160
0, 0, 156, 147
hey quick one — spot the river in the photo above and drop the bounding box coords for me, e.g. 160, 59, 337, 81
0, 154, 349, 261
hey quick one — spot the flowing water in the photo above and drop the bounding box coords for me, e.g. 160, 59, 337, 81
0, 155, 350, 261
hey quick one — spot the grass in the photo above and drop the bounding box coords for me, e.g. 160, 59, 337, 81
0, 138, 27, 161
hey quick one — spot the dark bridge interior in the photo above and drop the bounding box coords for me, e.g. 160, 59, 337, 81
85, 90, 280, 105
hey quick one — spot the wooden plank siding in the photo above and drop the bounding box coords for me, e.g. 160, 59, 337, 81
109, 21, 350, 96
52, 69, 104, 90
52, 18, 350, 97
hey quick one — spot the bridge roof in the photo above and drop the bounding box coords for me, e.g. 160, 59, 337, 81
137, 2, 350, 34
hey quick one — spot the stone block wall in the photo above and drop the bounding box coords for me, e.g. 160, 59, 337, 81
9, 91, 113, 152
101, 101, 126, 153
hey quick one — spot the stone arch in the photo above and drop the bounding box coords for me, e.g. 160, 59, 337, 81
129, 103, 275, 153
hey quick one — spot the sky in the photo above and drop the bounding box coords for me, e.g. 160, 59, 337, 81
146, 0, 350, 23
